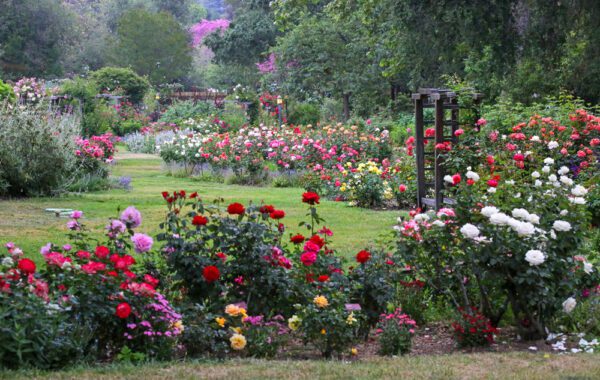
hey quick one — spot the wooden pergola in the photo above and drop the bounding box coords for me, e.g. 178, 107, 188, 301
412, 88, 483, 210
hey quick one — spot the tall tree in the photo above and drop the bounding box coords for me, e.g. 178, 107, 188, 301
113, 9, 192, 84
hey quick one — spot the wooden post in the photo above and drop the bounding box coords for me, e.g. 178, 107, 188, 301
434, 95, 445, 210
414, 94, 426, 210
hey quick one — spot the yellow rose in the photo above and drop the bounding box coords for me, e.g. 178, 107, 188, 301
320, 329, 326, 335
288, 315, 302, 331
215, 317, 226, 328
232, 327, 242, 334
313, 295, 329, 308
346, 312, 357, 325
230, 333, 247, 350
171, 320, 185, 332
351, 348, 358, 356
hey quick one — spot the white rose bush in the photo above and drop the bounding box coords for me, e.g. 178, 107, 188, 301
396, 110, 599, 341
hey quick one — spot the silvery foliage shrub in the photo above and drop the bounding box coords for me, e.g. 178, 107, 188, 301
123, 130, 177, 154
0, 101, 81, 196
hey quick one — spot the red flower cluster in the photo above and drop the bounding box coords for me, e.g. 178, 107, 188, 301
290, 234, 305, 244
302, 192, 320, 205
452, 307, 498, 347
192, 215, 208, 226
17, 258, 36, 275
270, 210, 285, 219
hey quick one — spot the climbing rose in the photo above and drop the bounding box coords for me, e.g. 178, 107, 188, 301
203, 265, 220, 283
227, 202, 245, 215
115, 302, 132, 319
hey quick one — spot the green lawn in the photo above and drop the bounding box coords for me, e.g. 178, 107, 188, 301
0, 150, 399, 261
3, 353, 599, 380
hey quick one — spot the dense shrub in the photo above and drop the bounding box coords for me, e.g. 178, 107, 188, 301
158, 100, 217, 125
0, 79, 15, 102
0, 102, 80, 196
90, 67, 150, 104
376, 308, 416, 355
288, 102, 320, 125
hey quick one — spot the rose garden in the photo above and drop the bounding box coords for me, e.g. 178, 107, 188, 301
1, 1, 600, 379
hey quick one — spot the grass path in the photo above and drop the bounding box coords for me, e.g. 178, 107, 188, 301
0, 149, 399, 260
3, 352, 599, 379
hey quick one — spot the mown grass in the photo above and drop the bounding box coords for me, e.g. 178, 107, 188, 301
2, 352, 599, 380
0, 150, 399, 262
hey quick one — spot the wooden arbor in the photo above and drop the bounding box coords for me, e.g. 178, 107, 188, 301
412, 88, 483, 210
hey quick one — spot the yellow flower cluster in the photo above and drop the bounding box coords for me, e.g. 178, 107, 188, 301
346, 312, 357, 325
313, 295, 329, 308
356, 161, 382, 175
215, 317, 226, 328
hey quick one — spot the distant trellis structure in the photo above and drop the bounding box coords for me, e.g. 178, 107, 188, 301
412, 88, 483, 210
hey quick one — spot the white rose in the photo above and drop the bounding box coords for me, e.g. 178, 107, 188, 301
569, 197, 586, 205
560, 176, 573, 186
534, 180, 542, 187
1, 257, 14, 267
560, 210, 568, 216
488, 187, 497, 193
513, 221, 536, 236
544, 158, 555, 165
481, 206, 499, 218
548, 174, 558, 182
414, 213, 430, 222
531, 171, 541, 179
490, 212, 510, 226
466, 171, 480, 182
432, 220, 445, 227
525, 250, 546, 266
571, 185, 588, 197
505, 180, 515, 185
552, 220, 572, 232
583, 262, 593, 274
548, 141, 559, 149
512, 208, 530, 220
444, 175, 453, 184
460, 223, 481, 239
558, 166, 569, 175
531, 136, 540, 142
528, 214, 540, 224
542, 166, 551, 174
562, 297, 576, 314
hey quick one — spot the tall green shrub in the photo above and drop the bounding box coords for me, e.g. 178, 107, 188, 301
90, 67, 150, 104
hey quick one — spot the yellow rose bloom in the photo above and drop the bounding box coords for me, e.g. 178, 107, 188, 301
215, 317, 226, 328
346, 312, 357, 325
171, 320, 185, 332
230, 333, 247, 350
313, 295, 329, 308
288, 315, 302, 331
351, 348, 358, 356
320, 329, 326, 335
232, 327, 242, 334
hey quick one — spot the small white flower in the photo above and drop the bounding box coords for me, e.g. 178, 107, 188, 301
490, 212, 510, 225
444, 175, 453, 184
558, 166, 569, 175
505, 180, 515, 185
571, 185, 588, 197
548, 141, 559, 149
550, 230, 557, 239
583, 262, 593, 274
544, 158, 555, 165
552, 220, 572, 232
432, 220, 445, 227
512, 208, 530, 220
460, 223, 481, 239
534, 180, 542, 187
531, 171, 541, 179
481, 206, 499, 217
1, 257, 13, 267
525, 250, 546, 266
466, 171, 480, 182
548, 174, 558, 182
562, 297, 576, 314
531, 135, 540, 142
560, 209, 568, 216
542, 166, 551, 174
512, 221, 536, 236
488, 187, 497, 193
514, 192, 521, 198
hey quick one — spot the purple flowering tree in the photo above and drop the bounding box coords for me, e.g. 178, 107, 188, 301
189, 19, 230, 47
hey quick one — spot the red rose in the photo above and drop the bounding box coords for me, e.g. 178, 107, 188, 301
487, 179, 498, 187
227, 202, 245, 215
95, 245, 110, 259
317, 275, 330, 282
270, 210, 285, 219
17, 258, 36, 274
290, 234, 305, 244
192, 215, 208, 226
260, 205, 275, 214
190, 192, 198, 198
398, 184, 407, 193
302, 192, 320, 205
115, 302, 131, 319
356, 250, 371, 264
203, 265, 220, 283
309, 234, 325, 248
161, 191, 169, 199
452, 174, 461, 185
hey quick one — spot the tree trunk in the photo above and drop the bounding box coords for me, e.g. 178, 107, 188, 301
342, 93, 351, 121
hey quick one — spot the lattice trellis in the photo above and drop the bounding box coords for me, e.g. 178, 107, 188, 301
412, 88, 483, 210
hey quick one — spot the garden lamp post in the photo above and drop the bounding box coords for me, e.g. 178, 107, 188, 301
277, 95, 283, 125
